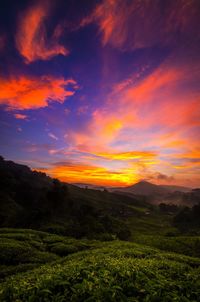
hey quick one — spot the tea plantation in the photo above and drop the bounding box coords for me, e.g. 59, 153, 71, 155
0, 229, 200, 302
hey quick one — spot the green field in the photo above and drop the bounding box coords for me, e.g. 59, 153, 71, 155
0, 229, 200, 302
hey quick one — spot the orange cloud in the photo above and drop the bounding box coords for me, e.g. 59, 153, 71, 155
123, 67, 180, 105
94, 150, 157, 161
14, 113, 28, 120
39, 162, 139, 186
16, 2, 68, 63
0, 75, 77, 110
67, 113, 127, 152
93, 111, 124, 139
176, 149, 200, 161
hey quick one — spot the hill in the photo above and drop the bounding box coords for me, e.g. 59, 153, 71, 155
0, 156, 152, 240
121, 180, 169, 195
111, 180, 190, 195
109, 181, 198, 206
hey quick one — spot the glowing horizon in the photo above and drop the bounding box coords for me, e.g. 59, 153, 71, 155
0, 0, 200, 188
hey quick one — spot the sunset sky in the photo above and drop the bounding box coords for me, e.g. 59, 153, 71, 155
0, 0, 200, 187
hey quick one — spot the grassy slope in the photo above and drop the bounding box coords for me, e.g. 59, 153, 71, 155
0, 229, 200, 301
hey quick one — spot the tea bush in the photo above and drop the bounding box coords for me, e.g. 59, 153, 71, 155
1, 241, 200, 302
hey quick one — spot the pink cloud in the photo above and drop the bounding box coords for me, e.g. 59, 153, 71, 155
15, 2, 69, 63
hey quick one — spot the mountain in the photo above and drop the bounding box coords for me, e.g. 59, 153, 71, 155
66, 180, 191, 196
109, 181, 196, 206
122, 181, 168, 195
111, 180, 191, 196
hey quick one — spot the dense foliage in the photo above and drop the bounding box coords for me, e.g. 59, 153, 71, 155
0, 233, 200, 302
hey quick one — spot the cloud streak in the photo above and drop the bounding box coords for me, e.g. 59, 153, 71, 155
48, 132, 58, 141
16, 2, 68, 63
93, 151, 157, 161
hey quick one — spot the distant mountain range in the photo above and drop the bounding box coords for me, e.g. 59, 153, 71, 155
74, 180, 199, 206
74, 180, 191, 195
110, 180, 191, 196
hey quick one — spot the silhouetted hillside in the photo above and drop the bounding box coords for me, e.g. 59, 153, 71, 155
0, 156, 150, 240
